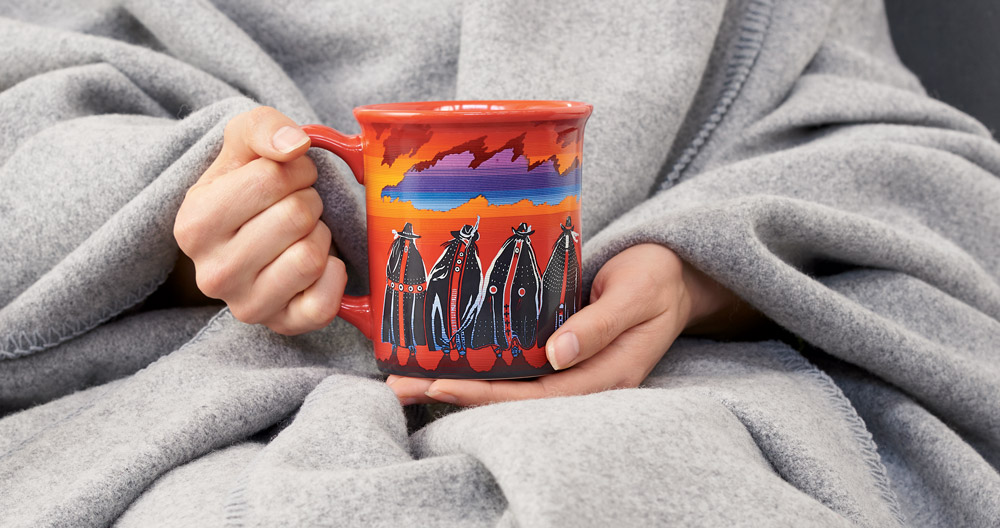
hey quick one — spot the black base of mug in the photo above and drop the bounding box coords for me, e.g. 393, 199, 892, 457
376, 354, 556, 380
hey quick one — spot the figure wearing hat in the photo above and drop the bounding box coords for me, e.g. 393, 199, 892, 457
425, 218, 483, 359
536, 216, 582, 348
470, 222, 542, 359
381, 222, 427, 360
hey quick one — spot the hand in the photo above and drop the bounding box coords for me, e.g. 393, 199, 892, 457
387, 243, 751, 406
174, 106, 347, 335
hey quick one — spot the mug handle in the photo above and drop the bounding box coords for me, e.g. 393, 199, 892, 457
301, 124, 373, 340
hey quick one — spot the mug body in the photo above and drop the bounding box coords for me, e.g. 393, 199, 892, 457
356, 101, 591, 379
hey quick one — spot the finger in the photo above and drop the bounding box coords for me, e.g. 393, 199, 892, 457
544, 268, 666, 371
424, 378, 550, 406
273, 254, 348, 334
230, 220, 332, 324
211, 156, 318, 232
174, 156, 317, 254
205, 106, 311, 181
226, 187, 324, 274
386, 376, 436, 406
427, 314, 679, 406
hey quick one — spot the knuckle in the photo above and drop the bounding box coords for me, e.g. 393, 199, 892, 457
632, 268, 659, 294
300, 187, 323, 217
172, 214, 197, 251
268, 320, 294, 336
312, 222, 334, 256
280, 193, 320, 237
194, 263, 229, 298
632, 269, 667, 312
230, 302, 264, 325
223, 113, 246, 143
595, 310, 623, 345
174, 220, 209, 253
247, 105, 277, 130
250, 159, 288, 198
287, 155, 319, 184
289, 238, 327, 281
174, 194, 210, 251
259, 157, 287, 180
228, 303, 248, 322
300, 294, 338, 329
329, 254, 346, 278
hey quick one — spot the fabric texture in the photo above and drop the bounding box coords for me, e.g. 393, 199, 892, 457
1, 0, 998, 526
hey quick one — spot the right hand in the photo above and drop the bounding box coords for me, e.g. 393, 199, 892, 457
174, 106, 348, 335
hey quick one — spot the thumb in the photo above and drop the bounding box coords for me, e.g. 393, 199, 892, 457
544, 271, 664, 370
205, 106, 311, 180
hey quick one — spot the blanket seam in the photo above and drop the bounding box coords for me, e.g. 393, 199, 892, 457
658, 0, 774, 190
773, 350, 907, 526
0, 271, 171, 360
0, 307, 230, 462
0, 95, 245, 361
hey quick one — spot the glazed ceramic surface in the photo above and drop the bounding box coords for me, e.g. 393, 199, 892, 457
304, 100, 591, 379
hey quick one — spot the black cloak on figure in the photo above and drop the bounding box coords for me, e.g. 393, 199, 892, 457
380, 223, 427, 351
470, 223, 542, 354
424, 218, 483, 354
536, 216, 582, 348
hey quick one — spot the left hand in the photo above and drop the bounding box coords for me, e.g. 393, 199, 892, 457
386, 243, 746, 406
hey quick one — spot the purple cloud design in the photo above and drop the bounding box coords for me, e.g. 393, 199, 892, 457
381, 149, 581, 211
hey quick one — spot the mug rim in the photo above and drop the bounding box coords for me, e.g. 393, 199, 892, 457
353, 100, 592, 123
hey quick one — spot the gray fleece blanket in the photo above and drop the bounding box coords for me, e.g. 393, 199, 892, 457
1, 0, 998, 526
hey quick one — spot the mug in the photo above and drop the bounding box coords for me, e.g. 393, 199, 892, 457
303, 100, 591, 379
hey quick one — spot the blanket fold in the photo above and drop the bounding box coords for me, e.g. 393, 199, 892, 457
1, 0, 998, 526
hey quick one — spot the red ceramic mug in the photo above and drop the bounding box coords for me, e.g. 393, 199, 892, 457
303, 100, 592, 379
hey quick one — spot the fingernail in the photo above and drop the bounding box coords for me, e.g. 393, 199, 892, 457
549, 332, 580, 370
385, 376, 399, 387
425, 388, 458, 404
400, 397, 417, 406
272, 126, 309, 154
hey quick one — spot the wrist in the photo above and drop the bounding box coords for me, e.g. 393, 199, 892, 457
678, 259, 761, 336
680, 261, 727, 330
